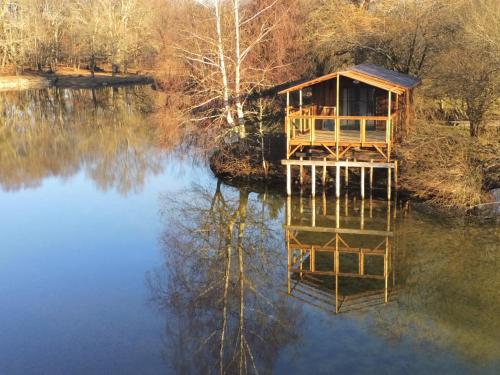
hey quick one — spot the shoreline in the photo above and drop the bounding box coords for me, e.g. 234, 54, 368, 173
0, 72, 154, 91
210, 153, 499, 220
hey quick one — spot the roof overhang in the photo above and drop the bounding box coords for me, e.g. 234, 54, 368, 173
278, 64, 420, 95
277, 72, 338, 94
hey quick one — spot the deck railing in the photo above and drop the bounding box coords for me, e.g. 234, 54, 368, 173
286, 105, 400, 145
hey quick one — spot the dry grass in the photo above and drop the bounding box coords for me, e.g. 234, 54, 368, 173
397, 121, 499, 210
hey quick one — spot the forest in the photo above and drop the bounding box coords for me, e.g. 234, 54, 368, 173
1, 0, 498, 210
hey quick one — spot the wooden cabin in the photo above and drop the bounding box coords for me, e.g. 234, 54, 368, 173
279, 64, 420, 161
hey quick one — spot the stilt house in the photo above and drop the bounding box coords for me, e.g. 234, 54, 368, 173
279, 63, 420, 161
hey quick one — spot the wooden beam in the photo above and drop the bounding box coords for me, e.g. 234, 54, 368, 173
285, 224, 393, 237
281, 159, 395, 168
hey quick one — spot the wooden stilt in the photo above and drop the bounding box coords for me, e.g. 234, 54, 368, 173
394, 160, 398, 188
336, 165, 340, 198
369, 194, 373, 218
387, 167, 391, 200
311, 165, 316, 197
299, 188, 304, 213
286, 164, 291, 196
311, 196, 316, 227
287, 244, 291, 294
384, 237, 389, 303
345, 158, 349, 186
360, 198, 365, 230
322, 157, 327, 187
361, 166, 365, 199
322, 191, 327, 215
335, 198, 340, 229
300, 249, 303, 279
369, 158, 374, 190
286, 196, 291, 226
299, 156, 304, 186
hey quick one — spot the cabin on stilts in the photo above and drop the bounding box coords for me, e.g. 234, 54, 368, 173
279, 63, 420, 198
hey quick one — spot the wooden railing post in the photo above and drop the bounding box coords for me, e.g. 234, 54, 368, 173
336, 74, 340, 160
299, 89, 303, 133
310, 114, 315, 144
386, 91, 391, 144
361, 118, 366, 143
286, 92, 290, 159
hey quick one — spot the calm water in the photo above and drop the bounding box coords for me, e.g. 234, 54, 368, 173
0, 87, 498, 375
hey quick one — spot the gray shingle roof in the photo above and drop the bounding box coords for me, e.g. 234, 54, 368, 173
350, 63, 421, 89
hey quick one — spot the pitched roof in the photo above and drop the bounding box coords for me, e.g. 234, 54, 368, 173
278, 63, 421, 95
351, 63, 421, 89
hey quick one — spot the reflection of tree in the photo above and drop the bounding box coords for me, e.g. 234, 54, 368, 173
148, 182, 302, 374
0, 86, 164, 194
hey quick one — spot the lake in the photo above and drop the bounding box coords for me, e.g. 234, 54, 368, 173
0, 86, 498, 375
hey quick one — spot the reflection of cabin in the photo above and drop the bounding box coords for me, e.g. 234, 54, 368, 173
285, 194, 396, 314
279, 64, 420, 161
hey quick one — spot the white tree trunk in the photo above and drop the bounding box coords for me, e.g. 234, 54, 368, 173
233, 0, 245, 138
214, 0, 234, 126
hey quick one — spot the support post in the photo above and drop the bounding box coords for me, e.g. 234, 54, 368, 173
387, 167, 391, 201
361, 118, 366, 143
384, 237, 389, 303
311, 196, 316, 227
369, 158, 374, 190
286, 92, 290, 159
335, 198, 340, 229
386, 91, 392, 143
299, 156, 304, 186
394, 160, 398, 188
335, 74, 340, 161
345, 158, 349, 186
361, 166, 365, 199
360, 198, 365, 230
299, 89, 303, 132
322, 191, 327, 215
335, 164, 340, 198
286, 164, 291, 196
311, 165, 316, 197
322, 158, 327, 187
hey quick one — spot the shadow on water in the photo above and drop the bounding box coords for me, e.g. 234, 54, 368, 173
0, 86, 165, 194
150, 182, 499, 374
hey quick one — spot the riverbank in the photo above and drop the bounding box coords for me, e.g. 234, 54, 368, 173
210, 123, 499, 216
0, 69, 154, 91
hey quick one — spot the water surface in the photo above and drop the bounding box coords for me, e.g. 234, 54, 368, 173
0, 87, 498, 374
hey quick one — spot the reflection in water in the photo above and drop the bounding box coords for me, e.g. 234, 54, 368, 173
0, 86, 164, 194
151, 183, 499, 373
148, 182, 301, 374
286, 194, 396, 314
